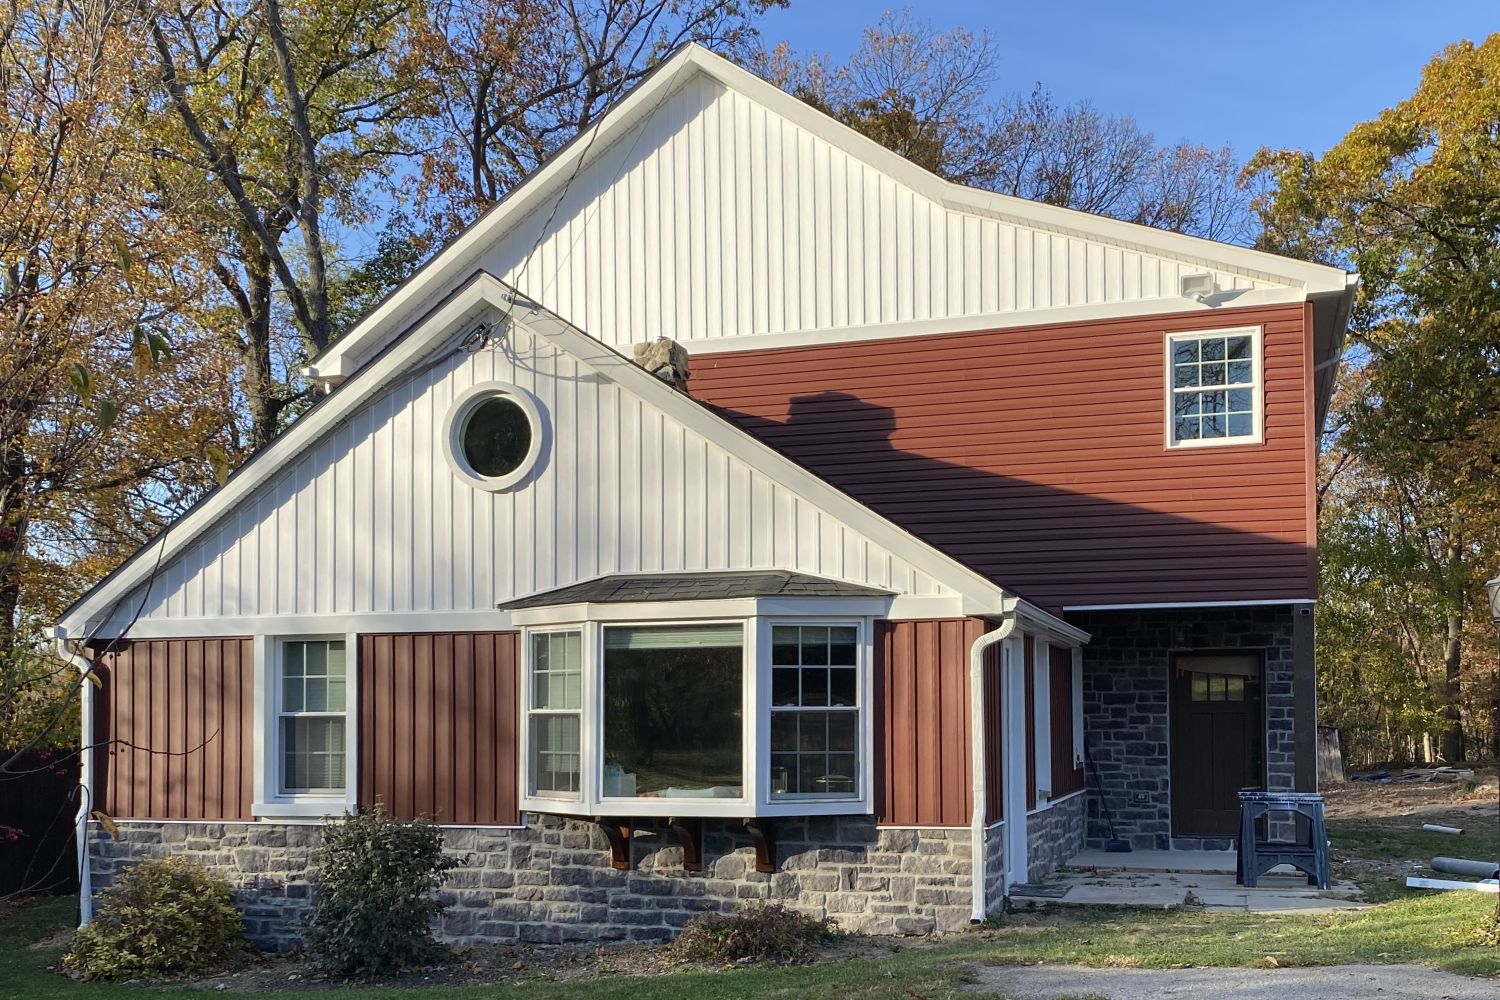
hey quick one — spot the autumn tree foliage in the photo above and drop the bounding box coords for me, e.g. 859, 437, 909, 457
765, 10, 1251, 241
1251, 35, 1500, 763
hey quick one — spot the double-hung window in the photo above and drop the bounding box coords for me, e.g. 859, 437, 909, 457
1167, 328, 1261, 447
528, 631, 583, 795
769, 625, 860, 798
278, 639, 347, 794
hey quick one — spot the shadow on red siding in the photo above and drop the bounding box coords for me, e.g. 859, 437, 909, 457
691, 304, 1317, 612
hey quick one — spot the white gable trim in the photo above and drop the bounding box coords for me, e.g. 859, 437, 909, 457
309, 45, 1353, 380
58, 272, 1036, 637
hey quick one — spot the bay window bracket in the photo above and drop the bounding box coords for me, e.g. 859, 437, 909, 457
667, 818, 705, 872
596, 818, 633, 870
743, 818, 777, 873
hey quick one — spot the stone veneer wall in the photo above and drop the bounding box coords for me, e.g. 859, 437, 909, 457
981, 823, 1006, 917
88, 815, 977, 950
1072, 606, 1298, 851
1024, 792, 1087, 881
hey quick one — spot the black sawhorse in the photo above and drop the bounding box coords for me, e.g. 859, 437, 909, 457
1236, 790, 1330, 890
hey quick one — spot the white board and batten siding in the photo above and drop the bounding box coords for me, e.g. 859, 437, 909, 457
470, 72, 1281, 353
106, 322, 954, 633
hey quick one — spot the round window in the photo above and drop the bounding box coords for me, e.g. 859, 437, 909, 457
444, 383, 544, 491
461, 396, 532, 478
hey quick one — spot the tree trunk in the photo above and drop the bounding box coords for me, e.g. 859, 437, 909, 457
241, 251, 279, 450
1440, 610, 1466, 762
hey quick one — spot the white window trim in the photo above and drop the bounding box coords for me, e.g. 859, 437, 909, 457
518, 613, 875, 820
253, 633, 358, 819
1163, 326, 1264, 450
442, 380, 547, 492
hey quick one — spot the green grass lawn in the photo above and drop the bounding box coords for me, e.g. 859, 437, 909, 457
1327, 814, 1500, 902
6, 890, 1498, 1000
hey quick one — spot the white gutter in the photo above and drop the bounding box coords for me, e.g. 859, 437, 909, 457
968, 614, 1018, 923
53, 632, 94, 926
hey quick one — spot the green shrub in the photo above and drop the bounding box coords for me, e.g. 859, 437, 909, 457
304, 805, 457, 976
672, 903, 836, 964
63, 857, 244, 981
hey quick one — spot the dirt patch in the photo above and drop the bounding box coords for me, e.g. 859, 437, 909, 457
180, 932, 916, 992
27, 926, 74, 951
1323, 768, 1498, 821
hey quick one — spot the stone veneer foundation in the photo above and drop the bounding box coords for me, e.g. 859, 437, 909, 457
1073, 606, 1301, 851
88, 815, 984, 951
1025, 792, 1088, 881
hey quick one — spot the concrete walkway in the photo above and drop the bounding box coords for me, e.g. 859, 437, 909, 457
1010, 851, 1368, 914
969, 963, 1497, 999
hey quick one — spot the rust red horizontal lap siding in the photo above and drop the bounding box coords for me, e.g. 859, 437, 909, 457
92, 638, 254, 821
690, 303, 1317, 610
359, 632, 521, 827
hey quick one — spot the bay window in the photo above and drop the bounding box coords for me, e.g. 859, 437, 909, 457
518, 613, 871, 818
602, 624, 744, 799
770, 625, 859, 798
529, 631, 583, 795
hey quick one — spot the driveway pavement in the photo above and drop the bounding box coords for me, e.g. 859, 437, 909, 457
969, 962, 1497, 999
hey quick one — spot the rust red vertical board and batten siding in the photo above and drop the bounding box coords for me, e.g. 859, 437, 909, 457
358, 631, 521, 826
874, 618, 989, 827
689, 303, 1317, 611
92, 638, 254, 821
1049, 645, 1085, 798
981, 641, 1004, 825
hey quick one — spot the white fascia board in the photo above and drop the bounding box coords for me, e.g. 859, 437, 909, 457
313, 45, 1352, 377
1063, 599, 1317, 611
59, 273, 1014, 636
683, 288, 1310, 357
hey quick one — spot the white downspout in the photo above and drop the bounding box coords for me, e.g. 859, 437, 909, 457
54, 632, 94, 926
969, 614, 1017, 923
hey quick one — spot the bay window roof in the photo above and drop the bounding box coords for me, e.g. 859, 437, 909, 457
499, 571, 893, 610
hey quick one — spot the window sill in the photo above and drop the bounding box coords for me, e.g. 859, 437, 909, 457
253, 798, 352, 820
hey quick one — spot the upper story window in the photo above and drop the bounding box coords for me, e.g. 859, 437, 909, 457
1166, 327, 1262, 448
278, 639, 347, 794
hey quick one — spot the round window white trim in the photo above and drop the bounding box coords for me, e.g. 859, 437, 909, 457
443, 381, 546, 491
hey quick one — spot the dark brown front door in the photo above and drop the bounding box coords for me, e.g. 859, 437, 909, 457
1170, 654, 1263, 836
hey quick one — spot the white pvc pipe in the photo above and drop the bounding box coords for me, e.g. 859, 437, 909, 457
54, 632, 94, 926
968, 615, 1017, 923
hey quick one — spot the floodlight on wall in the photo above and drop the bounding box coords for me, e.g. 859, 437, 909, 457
1179, 272, 1216, 302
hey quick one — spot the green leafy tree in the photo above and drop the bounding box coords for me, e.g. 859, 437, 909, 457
1251, 35, 1500, 761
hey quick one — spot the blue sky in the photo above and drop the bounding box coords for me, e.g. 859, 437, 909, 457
761, 2, 1498, 155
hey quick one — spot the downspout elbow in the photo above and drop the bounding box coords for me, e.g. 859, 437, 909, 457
968, 615, 1018, 923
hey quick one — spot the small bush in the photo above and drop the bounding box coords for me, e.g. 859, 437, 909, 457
63, 857, 244, 981
672, 903, 836, 964
304, 805, 457, 976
